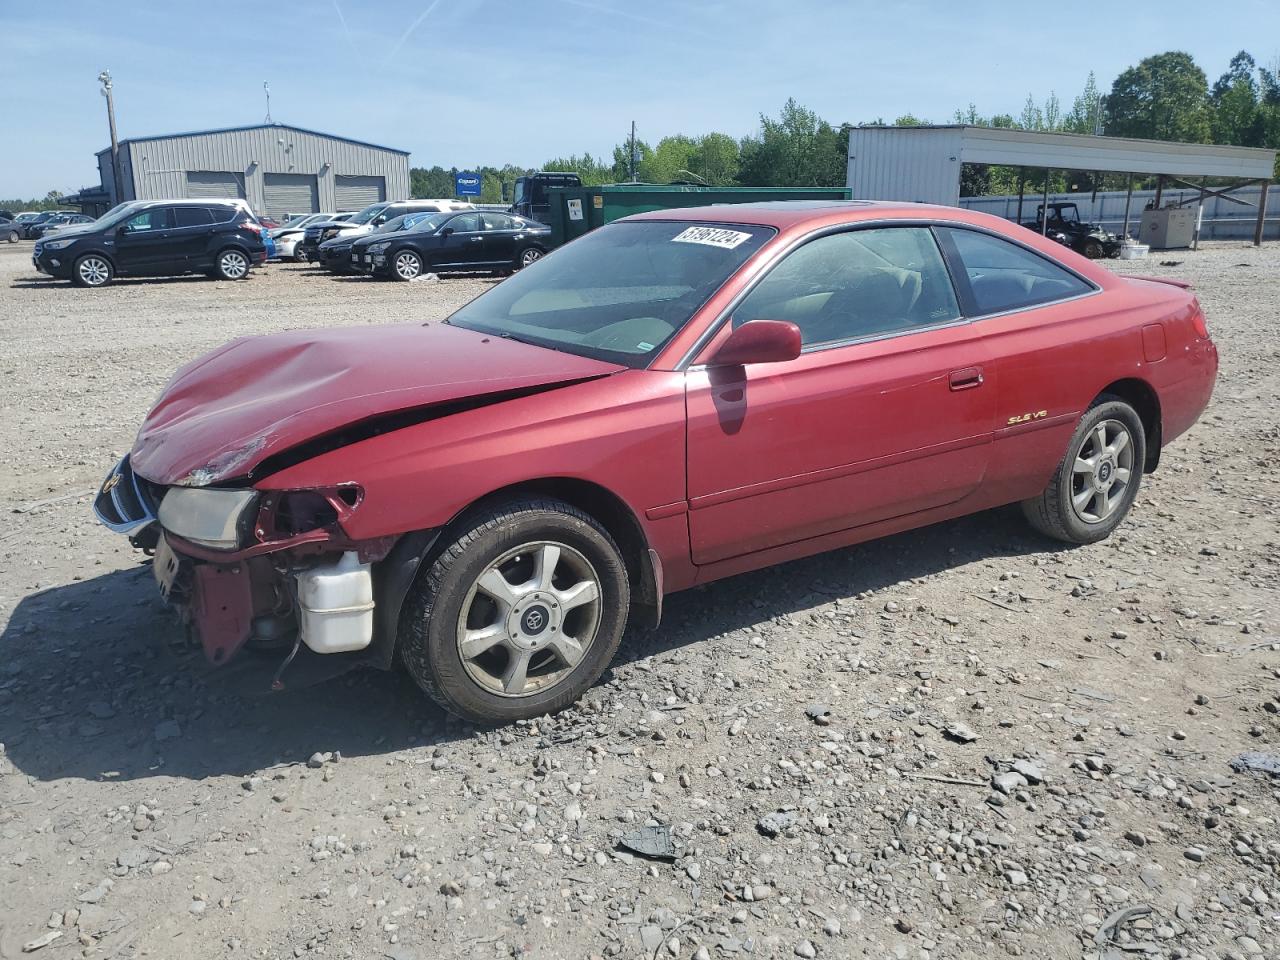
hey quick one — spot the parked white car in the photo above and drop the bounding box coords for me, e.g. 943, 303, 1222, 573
271, 213, 351, 261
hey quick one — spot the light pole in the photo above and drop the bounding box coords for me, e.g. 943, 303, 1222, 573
98, 70, 124, 205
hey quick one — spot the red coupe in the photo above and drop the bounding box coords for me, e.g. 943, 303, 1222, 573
94, 201, 1218, 722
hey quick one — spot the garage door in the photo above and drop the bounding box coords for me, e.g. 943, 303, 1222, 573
185, 171, 245, 200
335, 175, 385, 210
263, 173, 319, 218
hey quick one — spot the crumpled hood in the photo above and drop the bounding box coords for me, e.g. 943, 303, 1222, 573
130, 322, 625, 486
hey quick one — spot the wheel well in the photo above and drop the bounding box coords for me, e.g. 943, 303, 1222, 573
461, 478, 661, 628
1097, 378, 1161, 472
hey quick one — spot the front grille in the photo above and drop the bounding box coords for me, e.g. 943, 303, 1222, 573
93, 454, 162, 533
33, 242, 43, 257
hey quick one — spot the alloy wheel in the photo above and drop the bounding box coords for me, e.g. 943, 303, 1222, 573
219, 251, 248, 279
78, 257, 110, 286
520, 248, 543, 268
1070, 418, 1135, 523
455, 541, 602, 697
394, 251, 421, 280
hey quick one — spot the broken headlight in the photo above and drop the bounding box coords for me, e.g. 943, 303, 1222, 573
157, 487, 260, 550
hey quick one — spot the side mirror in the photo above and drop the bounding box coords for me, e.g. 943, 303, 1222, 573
439, 226, 454, 238
373, 215, 387, 225
707, 320, 802, 367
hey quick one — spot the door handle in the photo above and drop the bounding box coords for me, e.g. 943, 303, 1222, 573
469, 236, 483, 242
949, 366, 984, 391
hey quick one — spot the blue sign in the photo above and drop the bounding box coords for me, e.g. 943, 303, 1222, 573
455, 171, 482, 197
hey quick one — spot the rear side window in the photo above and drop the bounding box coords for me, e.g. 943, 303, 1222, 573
448, 213, 481, 232
482, 213, 514, 231
734, 226, 961, 348
173, 207, 214, 227
208, 205, 238, 223
940, 228, 1094, 315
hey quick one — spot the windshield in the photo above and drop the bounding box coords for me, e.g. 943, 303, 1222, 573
14, 213, 39, 222
448, 220, 775, 367
280, 215, 313, 228
348, 203, 388, 225
512, 180, 528, 205
93, 202, 146, 230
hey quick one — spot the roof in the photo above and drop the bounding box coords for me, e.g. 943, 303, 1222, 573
97, 122, 409, 157
849, 125, 1276, 179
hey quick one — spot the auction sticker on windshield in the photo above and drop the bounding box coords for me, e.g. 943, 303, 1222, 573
671, 226, 753, 249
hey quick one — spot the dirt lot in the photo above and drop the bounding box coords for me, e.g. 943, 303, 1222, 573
0, 242, 1276, 960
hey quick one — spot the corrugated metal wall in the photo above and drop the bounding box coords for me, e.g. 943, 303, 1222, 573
108, 126, 408, 214
847, 127, 964, 205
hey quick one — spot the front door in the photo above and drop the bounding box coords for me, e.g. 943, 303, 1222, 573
113, 207, 175, 273
685, 225, 996, 566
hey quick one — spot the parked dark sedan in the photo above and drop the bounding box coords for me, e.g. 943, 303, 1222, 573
315, 212, 437, 273
30, 213, 95, 238
18, 210, 79, 239
354, 211, 551, 280
32, 199, 269, 287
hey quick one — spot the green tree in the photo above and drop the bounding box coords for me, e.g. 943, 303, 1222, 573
1210, 51, 1264, 146
543, 153, 613, 186
1064, 72, 1104, 134
1105, 51, 1211, 142
691, 133, 740, 185
737, 98, 846, 187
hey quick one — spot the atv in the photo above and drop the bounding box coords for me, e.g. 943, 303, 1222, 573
1022, 202, 1121, 259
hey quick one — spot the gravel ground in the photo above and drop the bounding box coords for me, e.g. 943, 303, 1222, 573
0, 242, 1276, 960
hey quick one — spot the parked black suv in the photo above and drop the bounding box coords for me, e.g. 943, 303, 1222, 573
32, 200, 269, 287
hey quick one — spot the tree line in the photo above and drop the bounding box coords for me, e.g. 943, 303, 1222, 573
409, 49, 1280, 203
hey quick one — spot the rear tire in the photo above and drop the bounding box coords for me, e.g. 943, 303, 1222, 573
72, 254, 113, 288
399, 497, 630, 723
5, 229, 17, 243
1021, 396, 1145, 544
515, 246, 544, 270
1083, 239, 1104, 259
215, 248, 250, 280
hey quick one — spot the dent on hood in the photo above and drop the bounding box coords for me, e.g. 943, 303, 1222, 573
175, 436, 269, 487
166, 377, 610, 487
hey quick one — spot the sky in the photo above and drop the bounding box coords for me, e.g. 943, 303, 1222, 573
1, 0, 1277, 198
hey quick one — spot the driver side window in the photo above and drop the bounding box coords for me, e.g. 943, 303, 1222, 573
449, 213, 481, 233
733, 227, 960, 348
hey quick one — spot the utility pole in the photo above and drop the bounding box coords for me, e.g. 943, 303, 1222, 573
98, 70, 124, 205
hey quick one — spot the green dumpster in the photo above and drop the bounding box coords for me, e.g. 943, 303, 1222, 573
542, 183, 853, 249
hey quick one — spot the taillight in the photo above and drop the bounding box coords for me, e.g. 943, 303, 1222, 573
1192, 307, 1208, 339
242, 221, 263, 236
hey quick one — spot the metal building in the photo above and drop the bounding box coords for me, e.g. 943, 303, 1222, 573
847, 125, 1275, 243
93, 123, 410, 218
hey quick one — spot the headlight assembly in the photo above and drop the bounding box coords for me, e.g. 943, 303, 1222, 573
368, 241, 389, 253
44, 239, 75, 250
157, 487, 259, 550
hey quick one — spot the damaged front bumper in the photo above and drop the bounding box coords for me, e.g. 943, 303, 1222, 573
93, 455, 427, 683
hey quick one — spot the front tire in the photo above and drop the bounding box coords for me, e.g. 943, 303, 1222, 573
215, 248, 250, 280
391, 249, 424, 281
400, 498, 630, 723
72, 254, 113, 288
1021, 396, 1145, 544
1083, 239, 1104, 259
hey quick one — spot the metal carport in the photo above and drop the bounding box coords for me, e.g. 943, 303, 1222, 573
847, 125, 1276, 245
